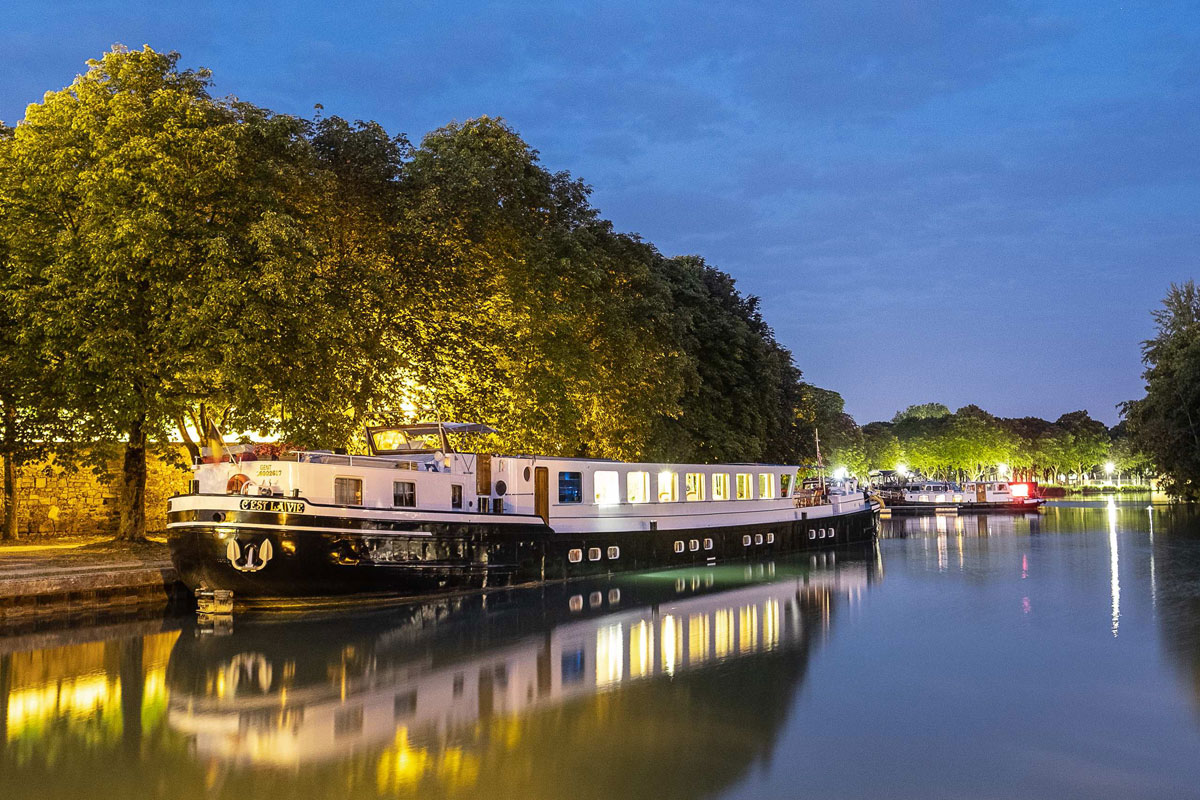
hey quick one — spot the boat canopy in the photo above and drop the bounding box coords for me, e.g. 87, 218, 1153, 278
366, 422, 498, 455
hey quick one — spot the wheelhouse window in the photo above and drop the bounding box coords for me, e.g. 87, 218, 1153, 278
780, 473, 792, 497
393, 481, 416, 508
712, 473, 730, 501
685, 473, 706, 501
559, 471, 583, 504
736, 473, 754, 500
451, 484, 462, 509
627, 471, 650, 504
594, 471, 620, 505
658, 471, 678, 502
335, 477, 363, 505
758, 473, 776, 499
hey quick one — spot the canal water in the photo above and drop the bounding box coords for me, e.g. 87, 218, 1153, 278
2, 499, 1199, 799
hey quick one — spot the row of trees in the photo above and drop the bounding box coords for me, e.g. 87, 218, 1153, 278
822, 402, 1148, 484
0, 46, 840, 540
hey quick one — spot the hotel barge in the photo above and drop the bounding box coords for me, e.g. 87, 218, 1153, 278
167, 423, 878, 605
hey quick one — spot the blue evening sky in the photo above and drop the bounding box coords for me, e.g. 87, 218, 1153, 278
3, 1, 1197, 425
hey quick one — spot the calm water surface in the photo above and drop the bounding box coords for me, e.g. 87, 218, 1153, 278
3, 499, 1200, 799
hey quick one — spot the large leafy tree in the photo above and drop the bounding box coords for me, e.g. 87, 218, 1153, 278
396, 117, 685, 460
1, 47, 407, 538
1124, 281, 1200, 498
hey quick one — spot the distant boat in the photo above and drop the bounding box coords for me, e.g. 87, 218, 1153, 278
167, 422, 879, 607
874, 479, 1043, 514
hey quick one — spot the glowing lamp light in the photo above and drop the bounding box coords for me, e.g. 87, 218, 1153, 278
1105, 461, 1115, 475
997, 462, 1009, 476
832, 466, 848, 481
896, 463, 909, 477
1010, 483, 1030, 498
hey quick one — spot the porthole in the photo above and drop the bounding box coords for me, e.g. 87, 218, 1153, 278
689, 539, 700, 552
569, 595, 583, 612
754, 533, 763, 545
212, 511, 225, 523
608, 589, 621, 604
495, 480, 507, 496
742, 535, 752, 546
703, 537, 713, 550
673, 540, 684, 553
607, 545, 620, 559
828, 527, 835, 538
767, 532, 775, 544
809, 529, 816, 540
588, 547, 602, 561
819, 528, 826, 538
589, 592, 602, 607
568, 548, 583, 563
523, 466, 531, 481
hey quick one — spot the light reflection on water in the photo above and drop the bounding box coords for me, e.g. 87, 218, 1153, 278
4, 502, 1200, 799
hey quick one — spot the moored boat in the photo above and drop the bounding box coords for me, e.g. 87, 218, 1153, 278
166, 422, 879, 607
875, 479, 1043, 514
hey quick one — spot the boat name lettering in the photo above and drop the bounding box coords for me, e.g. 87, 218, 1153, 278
239, 499, 306, 513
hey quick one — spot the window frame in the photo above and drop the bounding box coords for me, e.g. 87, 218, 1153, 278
334, 476, 363, 506
736, 473, 754, 500
594, 470, 620, 505
685, 472, 706, 501
657, 471, 679, 502
558, 471, 584, 504
627, 471, 651, 504
392, 480, 417, 508
712, 473, 731, 501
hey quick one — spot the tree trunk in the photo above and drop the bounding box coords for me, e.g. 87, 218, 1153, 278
2, 401, 16, 541
2, 455, 15, 542
118, 417, 148, 542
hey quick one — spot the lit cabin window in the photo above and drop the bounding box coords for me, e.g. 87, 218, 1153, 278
685, 473, 706, 501
627, 472, 650, 504
658, 471, 678, 502
736, 473, 754, 500
703, 537, 713, 550
594, 471, 620, 504
712, 473, 730, 501
559, 471, 583, 504
758, 473, 776, 499
780, 473, 792, 496
451, 484, 463, 509
335, 477, 363, 506
393, 481, 416, 508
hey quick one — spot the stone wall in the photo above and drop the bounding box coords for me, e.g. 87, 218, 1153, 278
1, 450, 192, 539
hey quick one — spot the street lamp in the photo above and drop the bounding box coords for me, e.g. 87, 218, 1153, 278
896, 463, 908, 477
832, 466, 848, 481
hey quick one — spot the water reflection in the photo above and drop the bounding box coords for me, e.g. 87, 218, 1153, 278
0, 548, 876, 800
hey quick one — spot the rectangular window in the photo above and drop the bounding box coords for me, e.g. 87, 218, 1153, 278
685, 473, 706, 501
657, 471, 678, 502
393, 480, 416, 507
736, 473, 754, 500
335, 477, 363, 506
594, 471, 620, 504
758, 473, 776, 499
559, 471, 583, 503
712, 473, 730, 501
451, 484, 463, 509
627, 471, 650, 504
780, 473, 793, 496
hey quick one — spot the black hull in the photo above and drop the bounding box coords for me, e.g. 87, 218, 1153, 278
167, 504, 878, 605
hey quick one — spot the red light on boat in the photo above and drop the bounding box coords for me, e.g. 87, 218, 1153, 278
1010, 483, 1030, 498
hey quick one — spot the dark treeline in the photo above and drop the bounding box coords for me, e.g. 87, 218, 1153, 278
822, 402, 1149, 484
0, 47, 843, 540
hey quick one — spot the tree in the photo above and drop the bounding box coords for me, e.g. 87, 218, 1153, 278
1055, 410, 1110, 480
1, 47, 410, 538
0, 127, 73, 539
861, 421, 903, 473
892, 402, 951, 424
1123, 281, 1200, 498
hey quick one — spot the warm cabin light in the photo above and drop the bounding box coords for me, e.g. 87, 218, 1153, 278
896, 463, 908, 476
594, 471, 620, 504
832, 467, 848, 481
1010, 483, 1030, 498
658, 471, 678, 502
628, 472, 650, 503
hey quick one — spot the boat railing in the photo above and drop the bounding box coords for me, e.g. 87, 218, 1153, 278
288, 451, 424, 470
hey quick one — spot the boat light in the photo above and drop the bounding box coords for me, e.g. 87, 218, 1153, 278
1010, 483, 1030, 498
832, 467, 848, 481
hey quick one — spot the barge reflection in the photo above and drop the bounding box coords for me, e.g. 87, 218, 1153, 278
165, 548, 877, 797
